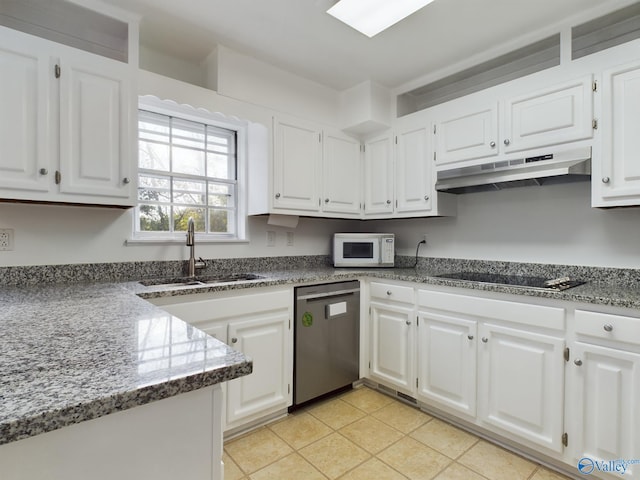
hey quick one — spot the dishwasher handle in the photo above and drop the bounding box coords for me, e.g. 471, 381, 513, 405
296, 287, 360, 301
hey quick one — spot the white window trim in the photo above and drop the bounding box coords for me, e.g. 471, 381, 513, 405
128, 95, 249, 244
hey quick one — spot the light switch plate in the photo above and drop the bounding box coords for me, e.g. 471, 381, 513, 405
0, 229, 14, 251
286, 231, 294, 246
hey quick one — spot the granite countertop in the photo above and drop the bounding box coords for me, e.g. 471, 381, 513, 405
132, 267, 640, 310
0, 282, 252, 446
2, 263, 639, 447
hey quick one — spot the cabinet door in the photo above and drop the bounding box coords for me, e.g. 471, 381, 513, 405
503, 75, 593, 154
322, 130, 361, 215
596, 61, 640, 205
435, 103, 498, 166
272, 117, 321, 212
363, 134, 394, 216
0, 28, 51, 193
571, 342, 640, 478
226, 309, 290, 428
417, 311, 476, 417
478, 323, 565, 452
396, 125, 432, 213
370, 301, 414, 394
58, 50, 133, 201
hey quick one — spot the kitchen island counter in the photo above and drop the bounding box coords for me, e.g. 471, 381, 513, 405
0, 282, 252, 447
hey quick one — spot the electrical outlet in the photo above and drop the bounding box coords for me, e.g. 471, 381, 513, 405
266, 230, 276, 247
423, 234, 428, 244
286, 231, 294, 246
0, 229, 14, 251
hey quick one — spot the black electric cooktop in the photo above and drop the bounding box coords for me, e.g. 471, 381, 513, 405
436, 272, 586, 291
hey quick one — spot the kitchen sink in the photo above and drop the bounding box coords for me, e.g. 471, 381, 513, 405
139, 273, 264, 288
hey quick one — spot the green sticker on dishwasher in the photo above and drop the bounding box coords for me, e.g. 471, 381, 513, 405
302, 312, 313, 327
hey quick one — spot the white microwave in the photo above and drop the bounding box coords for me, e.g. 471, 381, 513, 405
333, 233, 395, 268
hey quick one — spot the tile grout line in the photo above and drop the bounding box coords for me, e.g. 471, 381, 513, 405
224, 387, 569, 480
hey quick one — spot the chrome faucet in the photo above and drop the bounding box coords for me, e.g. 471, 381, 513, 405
186, 217, 205, 277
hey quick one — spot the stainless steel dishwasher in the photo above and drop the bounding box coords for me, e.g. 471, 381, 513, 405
293, 280, 360, 408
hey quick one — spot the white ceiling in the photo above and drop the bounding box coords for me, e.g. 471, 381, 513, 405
101, 0, 621, 91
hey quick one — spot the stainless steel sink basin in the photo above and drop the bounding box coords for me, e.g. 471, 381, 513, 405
140, 273, 264, 288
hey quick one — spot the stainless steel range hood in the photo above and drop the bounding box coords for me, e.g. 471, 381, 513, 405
435, 147, 591, 194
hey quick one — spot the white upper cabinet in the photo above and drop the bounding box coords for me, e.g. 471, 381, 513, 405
59, 49, 133, 199
503, 76, 594, 154
0, 25, 136, 206
0, 0, 138, 208
322, 129, 361, 216
0, 32, 51, 193
272, 117, 322, 212
435, 102, 499, 166
395, 124, 433, 213
271, 116, 361, 217
434, 75, 594, 169
594, 60, 640, 207
363, 133, 394, 216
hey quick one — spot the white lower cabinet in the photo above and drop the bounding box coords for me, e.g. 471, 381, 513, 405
370, 302, 415, 394
369, 283, 597, 474
416, 310, 477, 417
478, 323, 565, 453
414, 288, 566, 452
150, 288, 293, 432
368, 282, 416, 395
568, 310, 640, 479
225, 311, 290, 428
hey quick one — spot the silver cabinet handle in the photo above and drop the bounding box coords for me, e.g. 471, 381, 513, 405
467, 335, 474, 340
406, 320, 411, 326
325, 198, 330, 203
275, 193, 281, 199
603, 324, 613, 332
574, 359, 583, 366
122, 177, 130, 184
39, 168, 48, 175
386, 290, 392, 296
489, 141, 496, 148
424, 195, 429, 201
386, 200, 392, 205
503, 139, 510, 146
481, 337, 488, 343
231, 337, 238, 344
602, 177, 610, 184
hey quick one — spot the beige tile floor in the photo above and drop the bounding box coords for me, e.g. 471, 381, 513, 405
223, 386, 572, 480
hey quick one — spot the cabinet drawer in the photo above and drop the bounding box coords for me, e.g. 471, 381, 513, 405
370, 282, 415, 304
575, 310, 640, 346
417, 289, 565, 330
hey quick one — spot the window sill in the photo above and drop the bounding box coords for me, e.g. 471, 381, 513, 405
126, 236, 249, 246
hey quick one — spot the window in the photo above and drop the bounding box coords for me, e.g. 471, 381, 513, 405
134, 98, 247, 242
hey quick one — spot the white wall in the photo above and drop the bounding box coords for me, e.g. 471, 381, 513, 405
213, 45, 342, 127
139, 45, 206, 88
0, 202, 352, 267
362, 182, 640, 269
